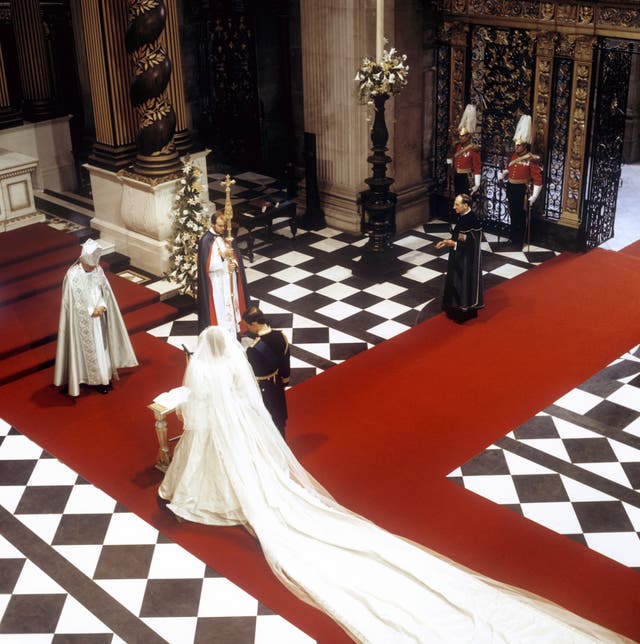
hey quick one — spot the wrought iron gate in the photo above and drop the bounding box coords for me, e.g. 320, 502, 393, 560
543, 55, 573, 223
471, 26, 535, 235
581, 39, 634, 248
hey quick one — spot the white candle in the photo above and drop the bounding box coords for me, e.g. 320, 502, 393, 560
376, 0, 384, 62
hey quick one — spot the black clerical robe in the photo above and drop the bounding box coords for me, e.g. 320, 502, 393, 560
442, 211, 484, 322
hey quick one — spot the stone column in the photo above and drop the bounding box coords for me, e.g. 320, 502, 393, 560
80, 0, 137, 171
300, 0, 370, 232
391, 0, 428, 230
300, 0, 427, 233
0, 41, 22, 129
10, 0, 56, 121
561, 35, 596, 229
160, 0, 192, 153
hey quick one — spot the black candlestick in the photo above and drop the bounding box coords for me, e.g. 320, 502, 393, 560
360, 93, 397, 264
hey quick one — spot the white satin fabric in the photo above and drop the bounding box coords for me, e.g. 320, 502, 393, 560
159, 327, 628, 644
54, 263, 138, 396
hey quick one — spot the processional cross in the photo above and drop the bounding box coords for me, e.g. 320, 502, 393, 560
220, 174, 239, 328
221, 174, 236, 240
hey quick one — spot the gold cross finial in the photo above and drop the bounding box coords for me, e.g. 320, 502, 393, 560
221, 174, 235, 191
221, 174, 235, 238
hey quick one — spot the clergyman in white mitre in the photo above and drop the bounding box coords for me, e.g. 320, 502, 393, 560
54, 238, 138, 396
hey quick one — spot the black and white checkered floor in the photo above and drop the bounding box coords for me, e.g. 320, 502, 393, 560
1, 179, 637, 641
447, 343, 640, 571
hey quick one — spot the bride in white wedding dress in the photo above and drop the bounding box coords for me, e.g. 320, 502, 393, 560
159, 326, 628, 643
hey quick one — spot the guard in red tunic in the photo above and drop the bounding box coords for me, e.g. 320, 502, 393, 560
498, 115, 543, 250
447, 104, 481, 198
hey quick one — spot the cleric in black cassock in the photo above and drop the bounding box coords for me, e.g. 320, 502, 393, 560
436, 193, 484, 323
242, 306, 291, 438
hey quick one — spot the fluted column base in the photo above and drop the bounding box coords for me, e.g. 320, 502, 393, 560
89, 142, 137, 173
0, 107, 23, 130
22, 98, 57, 122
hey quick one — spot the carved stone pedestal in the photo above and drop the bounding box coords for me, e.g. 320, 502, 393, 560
86, 149, 210, 275
0, 116, 77, 192
0, 148, 43, 232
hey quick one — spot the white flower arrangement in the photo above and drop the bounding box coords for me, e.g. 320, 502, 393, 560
166, 155, 208, 297
355, 46, 409, 105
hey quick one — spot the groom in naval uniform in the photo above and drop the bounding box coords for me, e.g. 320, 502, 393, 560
242, 306, 291, 438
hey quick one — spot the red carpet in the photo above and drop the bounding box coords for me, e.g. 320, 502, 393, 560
0, 263, 69, 306
1, 248, 640, 642
621, 238, 640, 259
0, 244, 80, 286
0, 302, 178, 387
0, 267, 164, 359
0, 223, 78, 269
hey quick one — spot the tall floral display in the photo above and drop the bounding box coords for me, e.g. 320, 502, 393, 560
353, 45, 409, 260
167, 157, 208, 297
355, 47, 409, 110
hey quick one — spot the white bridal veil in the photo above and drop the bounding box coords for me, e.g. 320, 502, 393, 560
159, 327, 629, 644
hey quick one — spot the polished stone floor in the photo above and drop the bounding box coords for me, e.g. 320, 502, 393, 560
1, 166, 639, 643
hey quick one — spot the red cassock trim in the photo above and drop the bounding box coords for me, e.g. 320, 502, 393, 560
206, 241, 248, 332
206, 241, 218, 326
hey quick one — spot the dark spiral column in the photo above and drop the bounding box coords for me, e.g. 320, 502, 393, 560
125, 0, 181, 177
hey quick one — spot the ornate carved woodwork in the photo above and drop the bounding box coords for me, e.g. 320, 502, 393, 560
561, 35, 595, 228
438, 1, 640, 38
449, 22, 468, 143
434, 1, 637, 248
434, 25, 452, 196
531, 31, 556, 157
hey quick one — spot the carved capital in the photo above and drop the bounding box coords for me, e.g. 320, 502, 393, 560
450, 21, 469, 47
574, 35, 596, 61
535, 31, 557, 58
